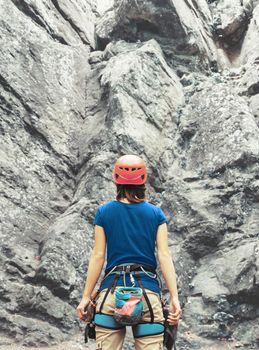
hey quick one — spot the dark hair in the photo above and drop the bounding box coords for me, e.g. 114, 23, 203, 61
116, 184, 146, 203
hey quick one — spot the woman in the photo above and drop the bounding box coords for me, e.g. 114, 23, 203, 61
76, 154, 182, 350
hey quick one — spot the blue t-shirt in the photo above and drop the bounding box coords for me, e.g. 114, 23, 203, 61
93, 200, 168, 294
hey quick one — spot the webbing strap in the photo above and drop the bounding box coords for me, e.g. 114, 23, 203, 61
99, 272, 120, 314
164, 325, 177, 350
132, 322, 165, 338
134, 271, 154, 323
105, 264, 156, 275
94, 313, 125, 330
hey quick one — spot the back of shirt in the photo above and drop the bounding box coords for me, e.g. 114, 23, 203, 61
93, 200, 167, 271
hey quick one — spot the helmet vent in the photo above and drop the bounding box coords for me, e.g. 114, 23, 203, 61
137, 167, 142, 170
132, 168, 136, 171
125, 167, 129, 171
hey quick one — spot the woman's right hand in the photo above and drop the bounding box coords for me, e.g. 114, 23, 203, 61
76, 296, 91, 322
167, 297, 182, 325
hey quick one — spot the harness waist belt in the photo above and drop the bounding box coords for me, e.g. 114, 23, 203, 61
105, 264, 156, 276
94, 313, 125, 329
132, 322, 165, 338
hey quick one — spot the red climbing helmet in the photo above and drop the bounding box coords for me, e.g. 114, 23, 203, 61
112, 155, 148, 185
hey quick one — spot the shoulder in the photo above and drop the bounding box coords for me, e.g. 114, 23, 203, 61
95, 200, 117, 212
144, 201, 163, 212
93, 201, 116, 226
145, 201, 168, 224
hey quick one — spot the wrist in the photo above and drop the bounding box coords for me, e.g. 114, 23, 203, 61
82, 294, 91, 300
170, 294, 179, 300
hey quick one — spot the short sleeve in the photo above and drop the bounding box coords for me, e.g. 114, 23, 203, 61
93, 206, 104, 227
157, 207, 168, 225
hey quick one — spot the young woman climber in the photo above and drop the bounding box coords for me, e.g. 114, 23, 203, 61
76, 154, 182, 350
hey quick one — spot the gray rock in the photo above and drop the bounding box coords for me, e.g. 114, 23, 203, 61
240, 3, 259, 65
182, 296, 222, 338
74, 39, 184, 203
179, 79, 259, 173
239, 63, 259, 96
96, 0, 219, 68
95, 0, 114, 16
231, 319, 259, 348
10, 0, 96, 47
249, 94, 259, 121
209, 0, 254, 45
49, 0, 96, 48
1, 0, 259, 348
192, 241, 258, 301
0, 0, 91, 345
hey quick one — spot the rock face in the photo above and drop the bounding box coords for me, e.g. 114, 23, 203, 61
0, 0, 259, 349
96, 0, 220, 68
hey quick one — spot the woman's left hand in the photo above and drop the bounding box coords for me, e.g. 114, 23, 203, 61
76, 296, 91, 322
167, 298, 182, 325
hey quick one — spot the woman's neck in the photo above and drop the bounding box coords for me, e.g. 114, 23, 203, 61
118, 198, 130, 203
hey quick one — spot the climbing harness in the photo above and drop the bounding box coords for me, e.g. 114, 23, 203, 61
92, 264, 165, 336
84, 263, 178, 349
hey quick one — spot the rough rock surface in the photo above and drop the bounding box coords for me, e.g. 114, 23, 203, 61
1, 0, 259, 349
96, 0, 220, 68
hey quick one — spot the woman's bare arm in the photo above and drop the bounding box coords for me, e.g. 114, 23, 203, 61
82, 224, 106, 299
156, 222, 181, 324
156, 222, 179, 299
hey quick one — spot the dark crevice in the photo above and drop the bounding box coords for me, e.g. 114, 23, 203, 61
135, 19, 160, 35
227, 286, 259, 306
44, 164, 75, 182
37, 241, 44, 257
96, 36, 110, 51
6, 261, 28, 275
96, 17, 161, 51
0, 295, 11, 303
248, 82, 259, 96
10, 0, 69, 46
205, 153, 259, 179
31, 273, 71, 300
51, 0, 90, 46
23, 121, 54, 154
212, 5, 254, 63
0, 93, 17, 115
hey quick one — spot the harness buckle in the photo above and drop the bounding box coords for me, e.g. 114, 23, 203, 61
125, 265, 131, 274
130, 272, 136, 287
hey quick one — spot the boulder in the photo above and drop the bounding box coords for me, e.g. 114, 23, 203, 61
192, 242, 258, 302
178, 79, 259, 174
96, 0, 219, 68
209, 0, 254, 45
240, 3, 259, 64
74, 39, 184, 202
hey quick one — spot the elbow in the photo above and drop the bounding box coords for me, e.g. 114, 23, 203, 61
92, 251, 105, 262
157, 250, 171, 263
